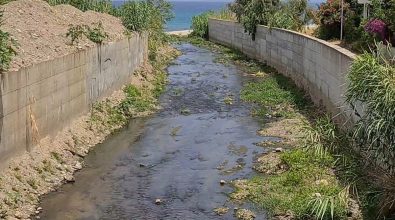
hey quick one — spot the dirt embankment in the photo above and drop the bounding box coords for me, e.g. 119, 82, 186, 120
1, 0, 126, 71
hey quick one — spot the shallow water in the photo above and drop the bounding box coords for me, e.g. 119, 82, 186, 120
39, 43, 275, 219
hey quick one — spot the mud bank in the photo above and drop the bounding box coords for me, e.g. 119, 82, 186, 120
0, 45, 180, 220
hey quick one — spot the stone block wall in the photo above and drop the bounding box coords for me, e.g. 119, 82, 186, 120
0, 33, 148, 163
209, 18, 358, 124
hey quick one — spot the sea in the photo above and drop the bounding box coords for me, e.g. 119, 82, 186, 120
113, 0, 324, 32
113, 1, 231, 31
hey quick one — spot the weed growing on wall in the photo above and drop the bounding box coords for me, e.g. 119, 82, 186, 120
0, 11, 17, 72
85, 23, 108, 43
66, 25, 85, 45
66, 23, 108, 44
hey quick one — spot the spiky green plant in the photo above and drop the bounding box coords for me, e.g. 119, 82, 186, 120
346, 52, 395, 173
308, 186, 350, 220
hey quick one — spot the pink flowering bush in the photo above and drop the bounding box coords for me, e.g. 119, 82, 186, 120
365, 18, 389, 43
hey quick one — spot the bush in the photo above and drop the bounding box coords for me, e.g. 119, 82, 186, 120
346, 53, 395, 173
346, 52, 395, 218
369, 0, 395, 45
234, 0, 279, 39
315, 0, 353, 40
269, 0, 308, 31
66, 23, 108, 44
191, 11, 213, 39
116, 0, 173, 59
85, 23, 108, 43
0, 11, 17, 72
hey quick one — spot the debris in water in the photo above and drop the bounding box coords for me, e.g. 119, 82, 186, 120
139, 164, 146, 167
155, 199, 162, 205
214, 207, 229, 216
180, 108, 191, 115
235, 208, 256, 220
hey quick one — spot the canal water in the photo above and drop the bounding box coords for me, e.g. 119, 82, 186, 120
39, 43, 274, 219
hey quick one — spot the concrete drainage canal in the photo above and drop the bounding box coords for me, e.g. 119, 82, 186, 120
38, 43, 278, 219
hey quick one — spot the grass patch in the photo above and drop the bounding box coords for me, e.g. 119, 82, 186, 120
89, 44, 180, 131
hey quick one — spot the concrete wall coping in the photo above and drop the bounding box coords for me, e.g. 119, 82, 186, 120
5, 32, 143, 74
209, 18, 357, 60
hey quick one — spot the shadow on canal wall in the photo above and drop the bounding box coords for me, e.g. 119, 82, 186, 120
208, 18, 362, 126
0, 33, 148, 167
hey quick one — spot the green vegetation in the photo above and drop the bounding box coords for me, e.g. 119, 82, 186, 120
183, 35, 387, 219
268, 0, 309, 31
66, 23, 108, 44
0, 11, 17, 72
228, 0, 310, 39
191, 11, 212, 39
85, 23, 108, 43
90, 44, 179, 130
191, 9, 235, 39
115, 0, 173, 59
345, 53, 395, 218
46, 0, 114, 13
241, 74, 309, 117
236, 148, 347, 219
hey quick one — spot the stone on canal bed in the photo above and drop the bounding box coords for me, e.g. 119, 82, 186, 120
155, 199, 162, 205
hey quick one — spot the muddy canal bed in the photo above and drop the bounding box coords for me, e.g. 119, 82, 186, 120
38, 43, 275, 219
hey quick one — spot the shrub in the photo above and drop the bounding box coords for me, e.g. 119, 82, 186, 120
85, 23, 108, 43
66, 25, 85, 44
66, 23, 108, 44
239, 0, 279, 39
191, 11, 213, 39
365, 18, 388, 43
346, 53, 395, 173
0, 11, 17, 72
269, 0, 308, 31
315, 0, 354, 40
116, 0, 173, 59
370, 0, 395, 45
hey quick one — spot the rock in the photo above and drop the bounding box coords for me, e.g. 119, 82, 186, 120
155, 199, 162, 205
35, 210, 40, 214
14, 211, 23, 219
64, 175, 75, 183
74, 162, 82, 170
36, 216, 40, 219
213, 207, 229, 216
220, 180, 226, 185
275, 148, 283, 152
36, 207, 42, 211
139, 164, 146, 167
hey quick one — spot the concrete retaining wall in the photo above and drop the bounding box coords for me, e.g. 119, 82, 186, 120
0, 33, 148, 162
208, 18, 358, 124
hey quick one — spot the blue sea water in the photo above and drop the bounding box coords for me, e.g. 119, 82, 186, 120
113, 1, 231, 31
166, 1, 230, 31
